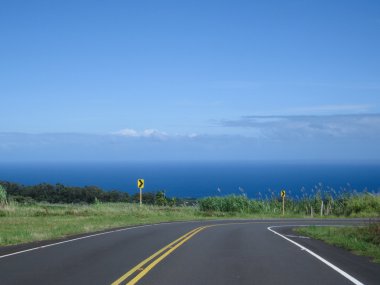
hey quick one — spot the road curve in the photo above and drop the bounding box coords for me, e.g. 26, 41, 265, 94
0, 219, 379, 285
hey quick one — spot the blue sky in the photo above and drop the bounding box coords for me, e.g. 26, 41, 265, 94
0, 0, 379, 161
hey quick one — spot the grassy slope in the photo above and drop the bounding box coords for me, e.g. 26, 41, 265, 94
0, 203, 206, 246
1, 203, 270, 246
0, 202, 315, 246
1, 197, 379, 247
296, 224, 380, 263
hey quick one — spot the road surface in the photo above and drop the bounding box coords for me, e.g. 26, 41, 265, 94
1, 219, 379, 285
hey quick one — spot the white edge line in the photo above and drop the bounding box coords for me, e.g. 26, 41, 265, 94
0, 220, 369, 260
0, 224, 153, 259
0, 219, 239, 260
267, 225, 365, 285
284, 234, 310, 239
0, 220, 197, 260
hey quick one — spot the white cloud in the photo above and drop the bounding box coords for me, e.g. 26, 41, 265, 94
114, 128, 139, 137
187, 133, 199, 138
113, 129, 202, 140
113, 128, 169, 139
1, 127, 379, 161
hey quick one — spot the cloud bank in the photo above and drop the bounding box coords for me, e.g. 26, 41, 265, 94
0, 114, 379, 162
221, 114, 380, 140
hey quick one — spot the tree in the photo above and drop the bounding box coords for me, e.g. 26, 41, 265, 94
155, 191, 167, 206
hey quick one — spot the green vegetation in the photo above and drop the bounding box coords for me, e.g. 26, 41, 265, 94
0, 181, 195, 206
295, 223, 380, 263
0, 185, 7, 206
0, 203, 206, 246
199, 193, 380, 217
2, 180, 379, 217
0, 181, 379, 247
0, 181, 130, 204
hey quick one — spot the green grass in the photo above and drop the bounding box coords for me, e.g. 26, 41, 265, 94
199, 194, 380, 217
1, 192, 379, 247
0, 201, 305, 246
295, 223, 380, 263
0, 203, 207, 246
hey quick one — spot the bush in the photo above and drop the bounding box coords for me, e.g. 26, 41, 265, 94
0, 181, 130, 204
155, 191, 167, 206
10, 196, 36, 205
342, 194, 380, 216
198, 192, 380, 217
0, 185, 7, 206
199, 195, 250, 213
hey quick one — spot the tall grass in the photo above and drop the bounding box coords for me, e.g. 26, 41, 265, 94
1, 188, 379, 246
199, 191, 380, 217
0, 185, 7, 207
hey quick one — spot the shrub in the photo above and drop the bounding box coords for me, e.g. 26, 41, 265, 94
0, 185, 7, 206
199, 195, 250, 213
198, 191, 380, 217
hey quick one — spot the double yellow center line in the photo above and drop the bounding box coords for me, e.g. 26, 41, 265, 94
111, 225, 211, 285
112, 221, 275, 285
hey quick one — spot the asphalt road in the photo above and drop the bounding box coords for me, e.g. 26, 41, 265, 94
1, 219, 379, 285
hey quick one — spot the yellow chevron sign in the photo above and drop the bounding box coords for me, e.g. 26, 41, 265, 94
138, 179, 144, 189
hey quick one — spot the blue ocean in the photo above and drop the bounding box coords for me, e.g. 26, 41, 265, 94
0, 162, 379, 198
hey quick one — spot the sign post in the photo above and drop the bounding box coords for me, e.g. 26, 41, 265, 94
281, 190, 286, 216
137, 179, 144, 206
